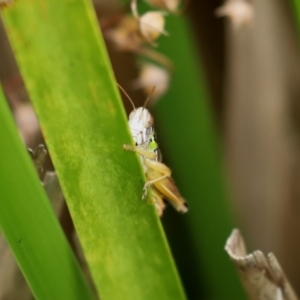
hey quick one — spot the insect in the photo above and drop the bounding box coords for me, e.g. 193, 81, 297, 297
118, 84, 188, 216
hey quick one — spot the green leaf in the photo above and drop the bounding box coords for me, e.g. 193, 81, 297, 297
0, 88, 94, 299
1, 1, 186, 299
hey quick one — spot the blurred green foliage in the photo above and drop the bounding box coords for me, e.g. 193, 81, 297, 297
150, 9, 246, 300
292, 0, 300, 33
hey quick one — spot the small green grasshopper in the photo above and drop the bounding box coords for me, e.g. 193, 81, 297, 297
118, 84, 188, 216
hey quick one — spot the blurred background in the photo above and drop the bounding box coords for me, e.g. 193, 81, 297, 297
1, 0, 300, 299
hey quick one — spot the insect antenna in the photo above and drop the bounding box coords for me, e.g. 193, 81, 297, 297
117, 83, 136, 110
143, 86, 156, 110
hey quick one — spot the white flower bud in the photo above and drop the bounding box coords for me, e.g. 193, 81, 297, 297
139, 11, 168, 43
134, 63, 170, 104
215, 0, 254, 29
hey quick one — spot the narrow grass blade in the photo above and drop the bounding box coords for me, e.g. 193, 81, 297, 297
0, 88, 94, 299
1, 1, 186, 299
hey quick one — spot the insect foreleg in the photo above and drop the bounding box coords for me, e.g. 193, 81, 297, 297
123, 144, 157, 159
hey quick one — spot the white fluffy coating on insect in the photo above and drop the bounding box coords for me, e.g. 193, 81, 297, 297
144, 0, 180, 13
215, 0, 254, 29
128, 107, 154, 146
139, 11, 168, 43
134, 63, 170, 103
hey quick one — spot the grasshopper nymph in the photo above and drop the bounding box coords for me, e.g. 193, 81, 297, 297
118, 84, 188, 216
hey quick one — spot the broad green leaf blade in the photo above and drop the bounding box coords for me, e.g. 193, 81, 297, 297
153, 15, 246, 299
1, 2, 186, 300
0, 88, 94, 299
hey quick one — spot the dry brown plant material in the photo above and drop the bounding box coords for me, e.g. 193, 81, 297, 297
225, 229, 298, 300
43, 172, 65, 214
105, 16, 143, 51
28, 144, 47, 175
105, 16, 173, 69
14, 104, 40, 146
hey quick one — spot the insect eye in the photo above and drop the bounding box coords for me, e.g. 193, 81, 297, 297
143, 113, 154, 128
